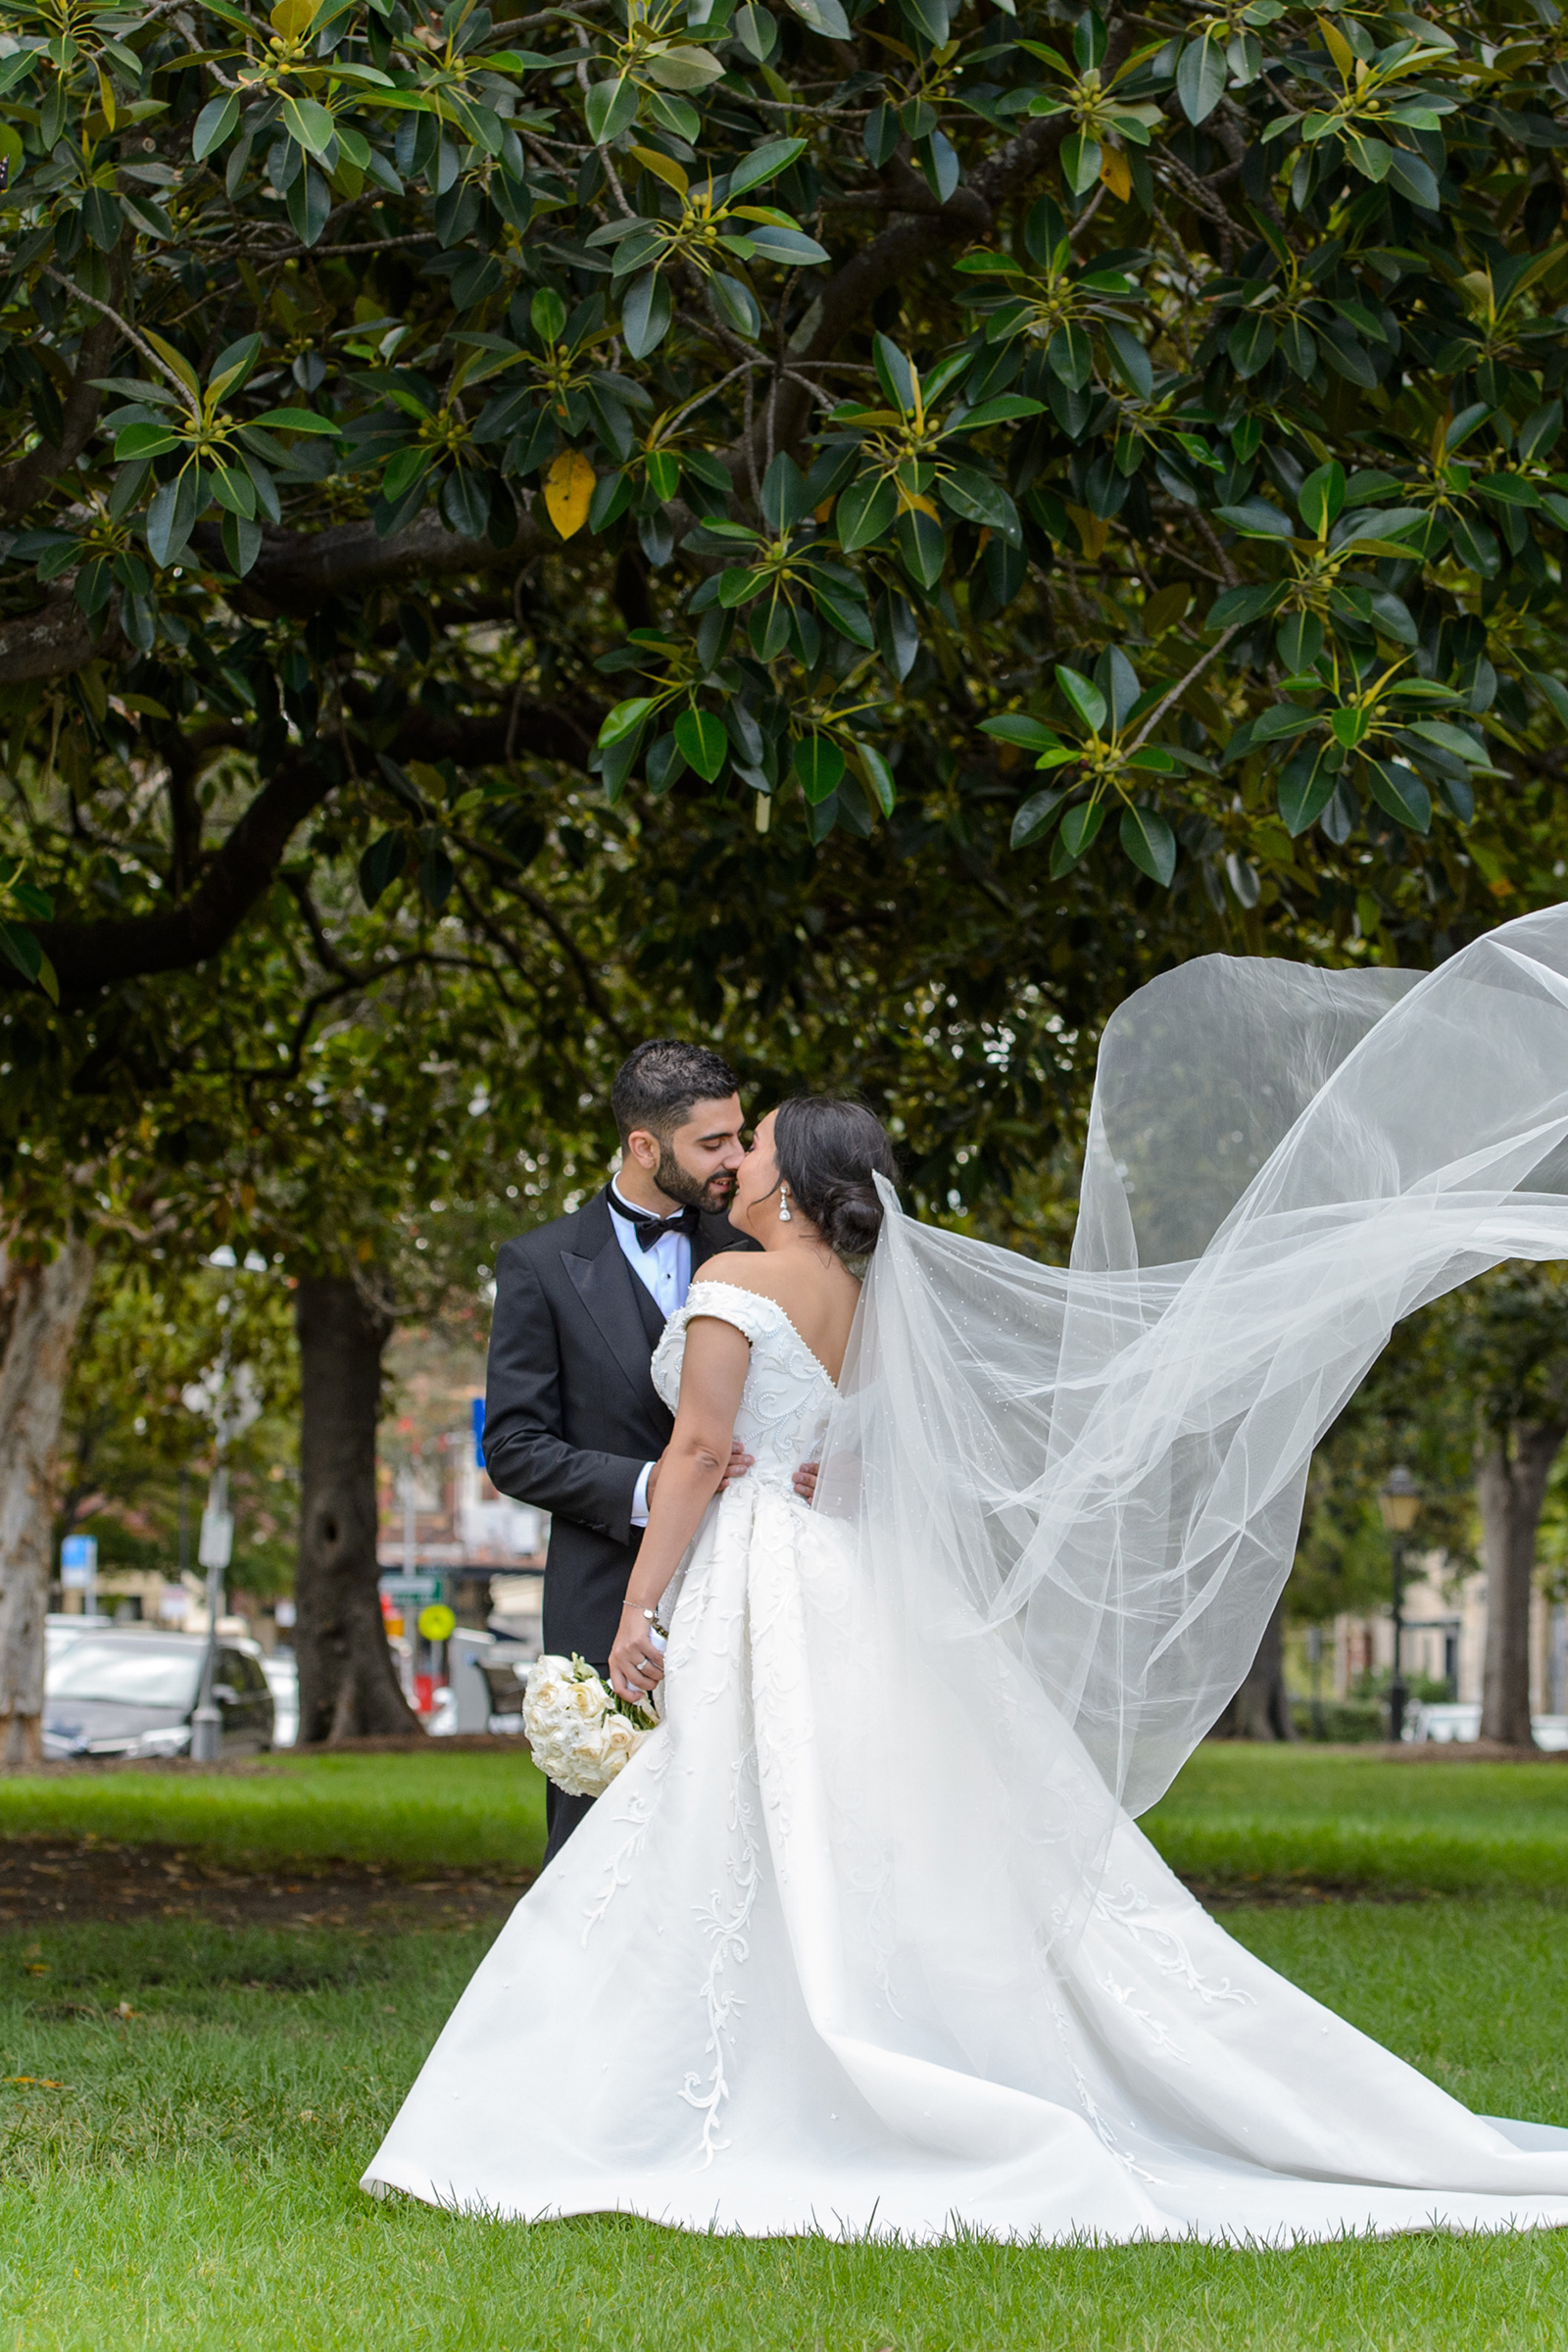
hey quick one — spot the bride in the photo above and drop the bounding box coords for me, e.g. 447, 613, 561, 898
366, 909, 1568, 2241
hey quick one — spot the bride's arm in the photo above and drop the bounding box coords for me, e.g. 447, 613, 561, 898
609, 1318, 751, 1702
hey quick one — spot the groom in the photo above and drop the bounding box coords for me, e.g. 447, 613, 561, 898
483, 1039, 761, 1863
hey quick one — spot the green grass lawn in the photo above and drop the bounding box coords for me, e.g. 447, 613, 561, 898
1143, 1743, 1568, 1895
5, 1746, 1568, 2349
0, 1749, 548, 1876
4, 1740, 1561, 1891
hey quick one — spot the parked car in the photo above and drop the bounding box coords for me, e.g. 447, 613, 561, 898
41, 1630, 274, 1760
262, 1651, 297, 1747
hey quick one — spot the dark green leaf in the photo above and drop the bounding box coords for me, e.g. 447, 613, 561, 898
1010, 786, 1068, 847
417, 844, 455, 909
1297, 462, 1345, 538
1176, 29, 1226, 124
586, 78, 639, 144
674, 707, 728, 781
1055, 664, 1106, 733
794, 734, 846, 803
1206, 582, 1284, 627
1057, 799, 1106, 859
1366, 760, 1432, 832
1118, 803, 1176, 886
1227, 314, 1276, 378
1385, 146, 1440, 210
981, 713, 1060, 752
727, 136, 808, 196
761, 453, 808, 531
894, 506, 946, 589
837, 473, 897, 551
193, 91, 239, 160
358, 830, 407, 907
621, 270, 672, 360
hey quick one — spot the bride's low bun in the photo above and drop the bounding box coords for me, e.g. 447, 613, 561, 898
773, 1098, 898, 1265
814, 1177, 884, 1260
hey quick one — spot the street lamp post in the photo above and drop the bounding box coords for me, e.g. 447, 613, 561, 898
1378, 1465, 1423, 1744
189, 1467, 234, 1765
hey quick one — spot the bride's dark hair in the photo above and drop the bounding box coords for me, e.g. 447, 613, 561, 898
772, 1098, 898, 1261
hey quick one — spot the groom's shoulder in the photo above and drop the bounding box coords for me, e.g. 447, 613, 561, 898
700, 1216, 761, 1255
498, 1190, 607, 1275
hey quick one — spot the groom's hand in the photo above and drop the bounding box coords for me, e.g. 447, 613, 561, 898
717, 1439, 754, 1491
793, 1460, 818, 1505
648, 1439, 753, 1506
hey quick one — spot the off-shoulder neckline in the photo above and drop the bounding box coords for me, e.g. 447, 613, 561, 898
678, 1277, 840, 1393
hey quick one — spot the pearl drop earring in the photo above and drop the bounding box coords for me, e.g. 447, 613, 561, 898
777, 1182, 793, 1223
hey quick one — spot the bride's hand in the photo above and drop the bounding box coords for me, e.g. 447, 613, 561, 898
610, 1606, 665, 1704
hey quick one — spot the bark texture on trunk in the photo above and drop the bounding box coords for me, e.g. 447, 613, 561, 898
0, 1236, 95, 1764
1210, 1592, 1298, 1741
294, 1273, 420, 1744
1477, 1419, 1565, 1747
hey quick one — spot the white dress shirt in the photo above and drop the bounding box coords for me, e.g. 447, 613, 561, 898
610, 1177, 695, 1527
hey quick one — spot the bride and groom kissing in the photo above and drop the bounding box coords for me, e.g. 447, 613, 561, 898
368, 920, 1568, 2242
480, 1036, 865, 1864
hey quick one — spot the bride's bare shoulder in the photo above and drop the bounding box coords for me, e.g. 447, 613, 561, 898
692, 1255, 785, 1298
695, 1255, 848, 1314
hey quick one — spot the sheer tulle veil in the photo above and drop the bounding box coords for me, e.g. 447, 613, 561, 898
812, 906, 1568, 1930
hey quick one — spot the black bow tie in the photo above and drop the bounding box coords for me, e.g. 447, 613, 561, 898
609, 1193, 701, 1251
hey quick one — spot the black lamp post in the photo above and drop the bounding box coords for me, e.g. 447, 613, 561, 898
1378, 1465, 1422, 1743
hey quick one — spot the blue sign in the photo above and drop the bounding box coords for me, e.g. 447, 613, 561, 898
471, 1394, 485, 1468
60, 1534, 97, 1589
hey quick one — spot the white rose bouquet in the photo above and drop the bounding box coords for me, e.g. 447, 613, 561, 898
522, 1653, 659, 1798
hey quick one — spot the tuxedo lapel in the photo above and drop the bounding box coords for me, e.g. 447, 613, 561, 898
562, 1193, 661, 1412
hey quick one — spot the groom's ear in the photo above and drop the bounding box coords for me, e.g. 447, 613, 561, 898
623, 1126, 662, 1172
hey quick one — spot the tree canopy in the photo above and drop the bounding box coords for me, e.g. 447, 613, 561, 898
2, 0, 1568, 1053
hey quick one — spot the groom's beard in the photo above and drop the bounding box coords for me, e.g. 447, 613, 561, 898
655, 1145, 735, 1217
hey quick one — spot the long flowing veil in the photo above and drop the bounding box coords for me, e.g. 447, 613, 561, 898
813, 907, 1568, 1930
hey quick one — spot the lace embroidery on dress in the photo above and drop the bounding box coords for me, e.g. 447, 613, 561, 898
581, 1744, 668, 1945
651, 1283, 834, 1494
680, 1744, 762, 2166
1093, 1880, 1253, 2010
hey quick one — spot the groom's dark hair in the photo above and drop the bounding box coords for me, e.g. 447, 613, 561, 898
612, 1039, 740, 1146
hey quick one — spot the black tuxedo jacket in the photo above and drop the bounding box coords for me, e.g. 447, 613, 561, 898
483, 1185, 759, 1670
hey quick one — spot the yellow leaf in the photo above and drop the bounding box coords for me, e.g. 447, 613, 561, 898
271, 0, 315, 33
629, 143, 689, 198
96, 66, 116, 127
545, 448, 596, 539
1065, 502, 1110, 561
1099, 145, 1131, 203
1316, 14, 1354, 77
895, 484, 940, 520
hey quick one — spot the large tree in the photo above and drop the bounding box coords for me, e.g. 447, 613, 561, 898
2, 0, 1568, 1013
7, 0, 1568, 1753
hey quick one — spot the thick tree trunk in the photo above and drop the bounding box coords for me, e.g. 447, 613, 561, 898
1210, 1592, 1298, 1741
294, 1274, 420, 1744
1477, 1419, 1566, 1747
0, 1236, 95, 1763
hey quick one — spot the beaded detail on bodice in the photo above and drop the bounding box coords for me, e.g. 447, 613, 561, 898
651, 1281, 835, 1485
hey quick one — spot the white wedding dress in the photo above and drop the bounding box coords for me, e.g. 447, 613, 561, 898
365, 1269, 1568, 2241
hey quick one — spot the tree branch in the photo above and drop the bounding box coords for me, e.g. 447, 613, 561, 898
20, 751, 341, 1003
0, 314, 120, 528
0, 594, 117, 685
196, 504, 556, 620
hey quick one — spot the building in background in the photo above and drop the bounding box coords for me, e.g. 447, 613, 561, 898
376, 1323, 546, 1658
